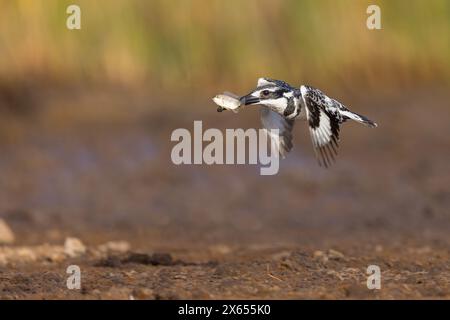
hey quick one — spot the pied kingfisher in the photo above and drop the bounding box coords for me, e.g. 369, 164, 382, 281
238, 78, 377, 167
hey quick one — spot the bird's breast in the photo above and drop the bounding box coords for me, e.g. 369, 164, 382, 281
284, 97, 304, 120
293, 98, 307, 120
283, 97, 297, 117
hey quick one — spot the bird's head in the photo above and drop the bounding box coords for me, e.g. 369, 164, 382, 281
240, 78, 295, 111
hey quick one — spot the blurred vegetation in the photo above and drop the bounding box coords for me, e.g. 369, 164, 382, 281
0, 0, 449, 92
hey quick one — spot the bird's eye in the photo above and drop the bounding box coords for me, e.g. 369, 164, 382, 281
261, 90, 270, 97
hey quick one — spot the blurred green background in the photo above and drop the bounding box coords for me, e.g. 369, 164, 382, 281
1, 0, 449, 93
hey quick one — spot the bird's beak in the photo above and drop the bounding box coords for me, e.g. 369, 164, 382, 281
239, 94, 260, 105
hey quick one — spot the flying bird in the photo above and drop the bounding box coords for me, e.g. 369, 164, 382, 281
214, 78, 377, 167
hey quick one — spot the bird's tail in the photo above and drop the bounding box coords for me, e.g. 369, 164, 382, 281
341, 110, 378, 128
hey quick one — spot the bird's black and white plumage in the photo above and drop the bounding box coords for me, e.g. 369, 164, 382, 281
237, 78, 377, 167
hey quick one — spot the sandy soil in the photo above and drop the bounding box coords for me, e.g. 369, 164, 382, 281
0, 86, 449, 299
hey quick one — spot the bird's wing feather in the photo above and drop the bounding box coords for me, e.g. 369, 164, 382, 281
260, 106, 295, 158
300, 85, 341, 167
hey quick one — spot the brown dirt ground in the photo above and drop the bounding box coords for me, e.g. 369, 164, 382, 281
0, 86, 449, 299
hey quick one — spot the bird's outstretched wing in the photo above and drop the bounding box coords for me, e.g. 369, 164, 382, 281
300, 85, 341, 167
260, 106, 295, 158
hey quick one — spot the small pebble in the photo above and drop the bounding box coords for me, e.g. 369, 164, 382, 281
0, 219, 15, 244
64, 237, 86, 257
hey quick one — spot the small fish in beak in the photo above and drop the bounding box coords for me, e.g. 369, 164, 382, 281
212, 92, 242, 113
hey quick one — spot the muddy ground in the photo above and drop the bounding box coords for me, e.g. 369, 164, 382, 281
0, 85, 449, 299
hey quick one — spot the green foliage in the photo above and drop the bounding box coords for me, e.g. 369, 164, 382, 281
0, 0, 449, 91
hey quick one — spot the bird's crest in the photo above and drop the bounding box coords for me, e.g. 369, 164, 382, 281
257, 77, 292, 90
257, 78, 274, 87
